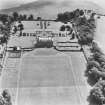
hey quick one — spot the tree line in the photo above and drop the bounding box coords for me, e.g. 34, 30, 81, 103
0, 12, 42, 24
85, 41, 105, 105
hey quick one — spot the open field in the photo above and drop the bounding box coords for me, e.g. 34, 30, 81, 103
0, 48, 90, 105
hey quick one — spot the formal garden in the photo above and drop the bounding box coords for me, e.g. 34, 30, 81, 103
0, 8, 105, 105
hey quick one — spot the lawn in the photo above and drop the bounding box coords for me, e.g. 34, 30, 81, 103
1, 48, 88, 105
17, 48, 88, 105
19, 52, 75, 87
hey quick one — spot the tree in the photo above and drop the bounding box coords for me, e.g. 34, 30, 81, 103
73, 9, 80, 18
85, 66, 101, 85
8, 16, 14, 24
92, 52, 105, 64
88, 80, 105, 105
86, 60, 100, 70
60, 25, 65, 31
0, 36, 8, 44
0, 14, 8, 24
76, 17, 95, 45
37, 17, 42, 20
91, 41, 103, 54
65, 25, 71, 31
78, 35, 93, 45
56, 13, 64, 22
69, 12, 75, 20
85, 58, 105, 86
85, 60, 102, 86
79, 10, 84, 16
63, 12, 71, 22
19, 14, 24, 21
56, 12, 71, 23
18, 22, 24, 31
12, 12, 19, 21
28, 14, 34, 20
23, 14, 27, 20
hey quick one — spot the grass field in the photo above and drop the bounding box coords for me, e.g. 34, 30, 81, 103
19, 54, 75, 87
21, 21, 63, 31
0, 48, 90, 105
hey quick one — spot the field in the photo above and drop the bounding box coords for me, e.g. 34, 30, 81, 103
0, 48, 90, 105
